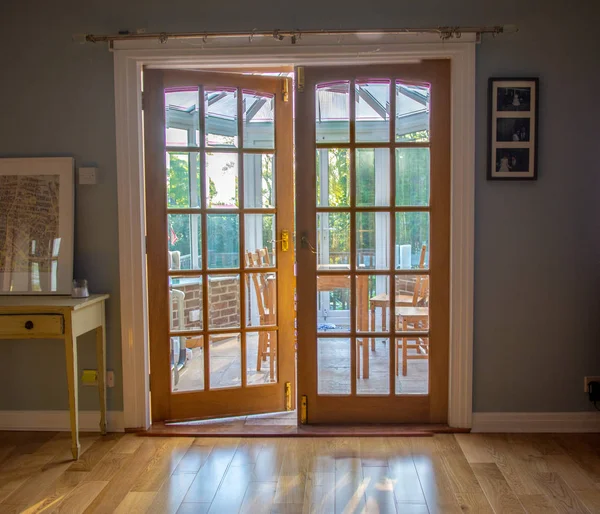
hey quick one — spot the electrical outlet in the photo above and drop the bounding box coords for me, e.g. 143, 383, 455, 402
78, 167, 97, 185
82, 369, 98, 386
107, 371, 115, 388
584, 376, 600, 393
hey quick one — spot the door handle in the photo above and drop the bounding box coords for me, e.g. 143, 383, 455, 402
269, 230, 290, 252
281, 229, 289, 252
300, 234, 317, 253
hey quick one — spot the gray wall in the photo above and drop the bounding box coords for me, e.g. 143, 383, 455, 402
0, 0, 598, 413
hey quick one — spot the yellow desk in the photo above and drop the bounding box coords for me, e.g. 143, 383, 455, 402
0, 294, 109, 459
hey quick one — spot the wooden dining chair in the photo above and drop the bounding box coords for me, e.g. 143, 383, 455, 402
368, 244, 428, 335
246, 248, 276, 381
395, 276, 430, 376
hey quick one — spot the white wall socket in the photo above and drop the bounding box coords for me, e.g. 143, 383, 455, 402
78, 167, 97, 185
107, 370, 115, 388
584, 376, 600, 393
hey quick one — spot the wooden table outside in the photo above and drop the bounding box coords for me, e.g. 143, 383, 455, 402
317, 272, 371, 378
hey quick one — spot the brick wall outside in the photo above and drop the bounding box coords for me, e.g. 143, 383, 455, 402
171, 277, 240, 330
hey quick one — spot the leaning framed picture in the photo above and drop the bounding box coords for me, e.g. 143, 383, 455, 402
0, 157, 74, 294
488, 78, 539, 180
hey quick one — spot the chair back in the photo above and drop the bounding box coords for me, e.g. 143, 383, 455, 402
410, 245, 428, 306
246, 248, 275, 322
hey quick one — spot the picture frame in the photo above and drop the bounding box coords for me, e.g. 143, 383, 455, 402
0, 157, 74, 294
488, 78, 539, 180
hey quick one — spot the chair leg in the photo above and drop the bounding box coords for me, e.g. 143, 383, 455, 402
402, 337, 408, 376
269, 333, 275, 381
256, 332, 265, 371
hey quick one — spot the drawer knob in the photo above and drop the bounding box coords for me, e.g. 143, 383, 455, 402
25, 320, 34, 330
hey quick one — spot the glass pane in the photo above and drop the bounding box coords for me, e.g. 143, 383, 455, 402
356, 148, 390, 207
169, 276, 202, 331
205, 88, 238, 147
316, 149, 350, 207
208, 274, 240, 329
171, 335, 204, 393
245, 214, 276, 267
165, 88, 199, 147
243, 91, 274, 149
317, 275, 350, 332
210, 333, 242, 389
356, 212, 390, 270
167, 152, 201, 209
317, 338, 351, 395
317, 212, 350, 269
396, 336, 428, 394
396, 148, 430, 207
247, 331, 278, 385
168, 214, 202, 270
395, 213, 429, 269
207, 214, 239, 269
246, 272, 276, 328
356, 80, 390, 143
395, 275, 429, 317
395, 82, 430, 142
357, 338, 390, 395
357, 275, 389, 333
205, 152, 238, 208
244, 154, 275, 208
316, 81, 350, 143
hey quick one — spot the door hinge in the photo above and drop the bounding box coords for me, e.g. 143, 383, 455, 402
300, 395, 307, 424
144, 234, 147, 254
296, 67, 305, 93
282, 78, 290, 102
141, 91, 145, 110
285, 382, 292, 411
148, 373, 151, 391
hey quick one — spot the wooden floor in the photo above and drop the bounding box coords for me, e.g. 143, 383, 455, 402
0, 432, 599, 513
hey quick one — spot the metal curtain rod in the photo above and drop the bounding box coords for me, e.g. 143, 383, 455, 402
81, 25, 518, 44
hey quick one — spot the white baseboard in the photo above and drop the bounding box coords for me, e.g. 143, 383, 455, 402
472, 412, 600, 433
0, 410, 124, 432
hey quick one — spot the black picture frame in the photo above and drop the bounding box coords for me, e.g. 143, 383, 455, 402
487, 78, 539, 180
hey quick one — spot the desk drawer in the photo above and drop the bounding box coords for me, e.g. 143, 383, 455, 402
0, 314, 64, 337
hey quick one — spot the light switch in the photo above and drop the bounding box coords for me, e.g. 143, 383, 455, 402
78, 167, 97, 185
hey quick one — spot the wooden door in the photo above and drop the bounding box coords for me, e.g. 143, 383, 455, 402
144, 70, 295, 422
295, 62, 450, 424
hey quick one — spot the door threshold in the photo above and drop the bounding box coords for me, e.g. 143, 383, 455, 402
143, 411, 466, 437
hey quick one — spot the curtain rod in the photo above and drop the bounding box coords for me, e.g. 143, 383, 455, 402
79, 25, 518, 44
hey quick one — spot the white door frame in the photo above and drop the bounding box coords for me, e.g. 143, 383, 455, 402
113, 33, 476, 430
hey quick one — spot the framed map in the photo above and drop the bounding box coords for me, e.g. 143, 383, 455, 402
0, 158, 74, 294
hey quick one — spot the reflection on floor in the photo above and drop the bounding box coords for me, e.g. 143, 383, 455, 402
3, 431, 599, 513
175, 335, 427, 395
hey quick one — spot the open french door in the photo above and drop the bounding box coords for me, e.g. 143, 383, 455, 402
295, 62, 451, 424
144, 69, 295, 421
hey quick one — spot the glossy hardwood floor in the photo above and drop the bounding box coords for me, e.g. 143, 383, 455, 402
0, 431, 599, 513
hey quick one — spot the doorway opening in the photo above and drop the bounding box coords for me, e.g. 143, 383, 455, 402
144, 61, 450, 429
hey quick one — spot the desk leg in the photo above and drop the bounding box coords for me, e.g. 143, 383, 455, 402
96, 318, 107, 435
64, 323, 80, 460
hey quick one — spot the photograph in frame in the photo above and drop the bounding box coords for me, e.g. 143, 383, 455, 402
488, 78, 539, 180
0, 157, 74, 294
